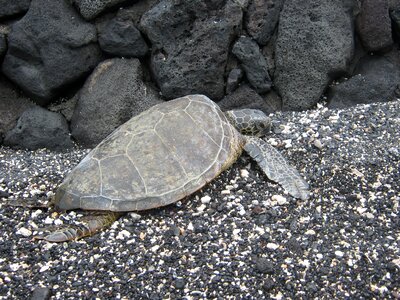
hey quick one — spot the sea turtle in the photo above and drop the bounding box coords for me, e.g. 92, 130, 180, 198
38, 94, 309, 242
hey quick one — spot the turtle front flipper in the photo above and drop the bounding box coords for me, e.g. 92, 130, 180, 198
244, 136, 310, 200
34, 212, 123, 242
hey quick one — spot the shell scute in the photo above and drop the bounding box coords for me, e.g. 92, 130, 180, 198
155, 109, 222, 179
100, 155, 146, 200
125, 130, 188, 197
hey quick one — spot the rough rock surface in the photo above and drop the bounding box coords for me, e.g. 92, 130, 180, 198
3, 106, 73, 151
226, 68, 243, 94
1, 100, 399, 298
389, 0, 400, 10
328, 55, 400, 108
219, 84, 279, 113
0, 76, 33, 136
274, 0, 355, 110
0, 32, 6, 58
390, 9, 400, 36
116, 0, 160, 26
232, 36, 271, 93
48, 95, 78, 123
0, 0, 31, 19
98, 16, 149, 57
263, 89, 283, 112
140, 0, 242, 100
356, 0, 393, 52
1, 0, 102, 104
71, 58, 162, 148
245, 0, 284, 45
71, 0, 132, 20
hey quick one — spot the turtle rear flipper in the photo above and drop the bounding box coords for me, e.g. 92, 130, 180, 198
34, 212, 123, 242
244, 136, 310, 200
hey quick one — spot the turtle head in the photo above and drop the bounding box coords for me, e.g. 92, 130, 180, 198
225, 109, 271, 137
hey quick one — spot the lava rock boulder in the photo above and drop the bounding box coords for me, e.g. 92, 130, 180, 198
218, 84, 280, 113
1, 0, 102, 105
71, 58, 162, 148
98, 16, 149, 57
140, 0, 242, 100
225, 68, 243, 94
232, 36, 272, 93
274, 0, 355, 110
0, 0, 31, 19
245, 0, 284, 45
356, 0, 393, 52
0, 32, 6, 57
0, 75, 33, 138
328, 55, 400, 108
4, 106, 73, 151
71, 0, 132, 20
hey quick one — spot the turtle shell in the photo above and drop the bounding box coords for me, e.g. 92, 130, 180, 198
54, 95, 244, 212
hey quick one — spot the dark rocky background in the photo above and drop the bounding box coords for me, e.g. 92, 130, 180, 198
0, 1, 400, 299
0, 0, 400, 149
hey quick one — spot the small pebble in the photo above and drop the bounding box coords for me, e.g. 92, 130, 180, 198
54, 219, 63, 226
283, 139, 292, 148
9, 263, 21, 272
262, 279, 275, 291
0, 190, 10, 198
16, 227, 32, 237
240, 169, 249, 178
272, 195, 287, 205
175, 278, 185, 289
31, 287, 51, 300
196, 204, 206, 212
392, 258, 400, 267
186, 222, 194, 231
43, 216, 54, 225
200, 195, 211, 204
128, 212, 141, 221
238, 208, 246, 216
335, 250, 344, 258
313, 139, 323, 150
255, 257, 274, 274
267, 243, 279, 250
116, 230, 131, 240
39, 265, 50, 273
351, 168, 364, 177
151, 245, 160, 252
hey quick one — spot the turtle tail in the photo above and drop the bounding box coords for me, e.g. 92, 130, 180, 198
34, 212, 123, 242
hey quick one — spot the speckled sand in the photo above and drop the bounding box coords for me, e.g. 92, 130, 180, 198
1, 100, 399, 299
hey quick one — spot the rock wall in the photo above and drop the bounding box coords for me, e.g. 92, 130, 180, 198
0, 0, 399, 150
